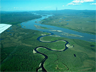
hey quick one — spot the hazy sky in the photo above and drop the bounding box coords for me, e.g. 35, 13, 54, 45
0, 0, 96, 11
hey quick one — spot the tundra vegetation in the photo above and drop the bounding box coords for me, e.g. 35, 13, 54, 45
0, 10, 96, 71
40, 10, 96, 34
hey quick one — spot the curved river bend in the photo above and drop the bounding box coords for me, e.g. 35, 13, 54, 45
34, 32, 69, 72
21, 14, 96, 42
20, 14, 96, 72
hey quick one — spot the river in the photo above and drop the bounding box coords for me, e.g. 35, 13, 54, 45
34, 32, 69, 72
21, 14, 96, 42
21, 14, 95, 72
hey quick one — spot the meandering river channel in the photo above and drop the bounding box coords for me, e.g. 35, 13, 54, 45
34, 32, 69, 72
21, 14, 96, 72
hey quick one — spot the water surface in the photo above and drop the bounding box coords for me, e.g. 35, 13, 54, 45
21, 15, 96, 42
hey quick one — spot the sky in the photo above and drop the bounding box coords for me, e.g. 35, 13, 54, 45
0, 0, 96, 11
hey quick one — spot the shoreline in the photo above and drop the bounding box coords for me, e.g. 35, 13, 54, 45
41, 23, 96, 35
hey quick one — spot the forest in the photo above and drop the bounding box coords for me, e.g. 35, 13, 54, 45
0, 12, 41, 25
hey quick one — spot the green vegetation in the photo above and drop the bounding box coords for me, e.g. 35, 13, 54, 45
41, 10, 96, 34
0, 24, 96, 71
0, 25, 45, 71
0, 12, 41, 25
37, 36, 96, 72
0, 11, 96, 72
46, 41, 66, 50
40, 35, 64, 41
34, 25, 49, 29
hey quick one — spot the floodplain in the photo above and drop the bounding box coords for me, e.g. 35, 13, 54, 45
0, 10, 96, 72
41, 10, 96, 34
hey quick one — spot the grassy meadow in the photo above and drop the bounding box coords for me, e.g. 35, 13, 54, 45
41, 10, 96, 34
0, 10, 96, 72
37, 35, 96, 72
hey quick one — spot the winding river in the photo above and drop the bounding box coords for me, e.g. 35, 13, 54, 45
21, 14, 96, 72
34, 32, 69, 72
21, 14, 96, 42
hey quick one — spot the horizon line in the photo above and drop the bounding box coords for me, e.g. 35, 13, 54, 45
1, 9, 96, 12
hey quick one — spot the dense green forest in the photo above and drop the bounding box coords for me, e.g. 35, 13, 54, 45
0, 12, 41, 25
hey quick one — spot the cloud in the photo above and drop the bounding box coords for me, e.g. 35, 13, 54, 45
83, 0, 94, 2
67, 0, 94, 6
90, 3, 96, 5
67, 0, 81, 6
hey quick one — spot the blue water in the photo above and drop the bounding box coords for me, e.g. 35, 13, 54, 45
21, 15, 96, 42
0, 38, 4, 41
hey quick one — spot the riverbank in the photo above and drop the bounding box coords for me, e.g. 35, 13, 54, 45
1, 24, 95, 72
1, 11, 96, 72
34, 33, 96, 72
40, 13, 96, 35
20, 14, 95, 42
